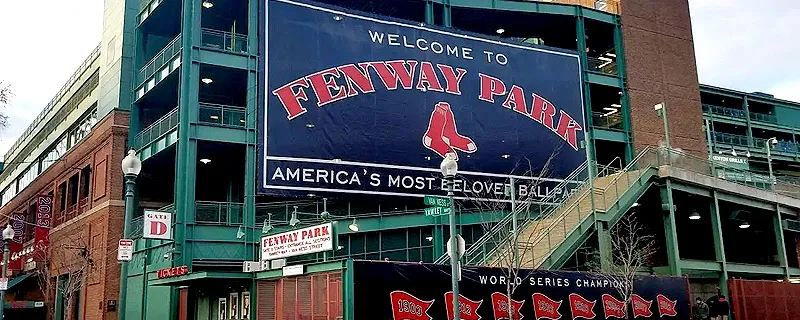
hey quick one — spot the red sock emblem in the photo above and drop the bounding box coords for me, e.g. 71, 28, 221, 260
423, 102, 477, 159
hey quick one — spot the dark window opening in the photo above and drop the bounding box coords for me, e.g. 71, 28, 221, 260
58, 183, 67, 213
80, 166, 91, 200
68, 174, 79, 207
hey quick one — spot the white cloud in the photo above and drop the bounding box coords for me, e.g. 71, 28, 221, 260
0, 1, 103, 155
689, 0, 800, 102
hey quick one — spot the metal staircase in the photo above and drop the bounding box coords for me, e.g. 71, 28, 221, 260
435, 147, 661, 268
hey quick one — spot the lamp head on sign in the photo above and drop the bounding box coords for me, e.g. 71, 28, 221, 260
439, 153, 458, 178
2, 224, 15, 241
121, 150, 142, 176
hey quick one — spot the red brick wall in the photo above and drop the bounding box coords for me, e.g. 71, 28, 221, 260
0, 110, 129, 320
620, 1, 707, 156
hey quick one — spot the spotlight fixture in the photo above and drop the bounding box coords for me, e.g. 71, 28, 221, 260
739, 220, 750, 229
689, 210, 701, 220
333, 15, 343, 21
201, 77, 213, 84
496, 28, 505, 34
289, 207, 300, 227
202, 0, 214, 8
731, 149, 737, 157
348, 219, 360, 232
199, 158, 211, 164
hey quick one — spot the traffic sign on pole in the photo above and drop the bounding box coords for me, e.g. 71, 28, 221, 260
423, 195, 452, 208
117, 239, 134, 262
424, 207, 452, 217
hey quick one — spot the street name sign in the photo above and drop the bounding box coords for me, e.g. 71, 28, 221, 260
424, 195, 452, 207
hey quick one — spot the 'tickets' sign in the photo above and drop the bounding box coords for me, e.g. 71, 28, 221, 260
143, 210, 172, 240
352, 261, 690, 320
261, 222, 333, 260
157, 265, 189, 279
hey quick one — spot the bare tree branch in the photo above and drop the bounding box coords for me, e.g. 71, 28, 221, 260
35, 234, 94, 318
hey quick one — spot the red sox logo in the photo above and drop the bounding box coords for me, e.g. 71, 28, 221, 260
423, 102, 476, 160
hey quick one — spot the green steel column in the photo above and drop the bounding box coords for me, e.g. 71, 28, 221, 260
442, 0, 451, 27
613, 16, 634, 163
425, 0, 434, 25
710, 191, 729, 298
743, 96, 754, 148
660, 180, 681, 275
343, 259, 355, 320
175, 0, 200, 269
433, 221, 444, 259
596, 221, 611, 271
773, 204, 790, 279
576, 14, 596, 178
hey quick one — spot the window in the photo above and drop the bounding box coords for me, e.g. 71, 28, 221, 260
58, 182, 67, 212
68, 174, 79, 207
80, 166, 91, 200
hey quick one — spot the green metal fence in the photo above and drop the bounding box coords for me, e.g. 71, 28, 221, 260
138, 34, 182, 85
201, 29, 248, 54
198, 103, 246, 127
134, 107, 178, 149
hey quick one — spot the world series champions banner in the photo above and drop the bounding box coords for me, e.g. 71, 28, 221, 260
352, 261, 690, 320
259, 0, 587, 200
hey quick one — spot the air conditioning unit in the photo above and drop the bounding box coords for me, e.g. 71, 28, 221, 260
595, 0, 608, 11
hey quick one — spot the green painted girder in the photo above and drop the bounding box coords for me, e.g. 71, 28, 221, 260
448, 0, 617, 23
196, 48, 252, 70
585, 72, 622, 88
592, 128, 627, 142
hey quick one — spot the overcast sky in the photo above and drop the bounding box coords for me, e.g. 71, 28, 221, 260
0, 1, 798, 156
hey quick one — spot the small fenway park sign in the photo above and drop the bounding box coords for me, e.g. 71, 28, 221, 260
261, 222, 333, 260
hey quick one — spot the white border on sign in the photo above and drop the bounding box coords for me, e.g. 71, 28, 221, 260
262, 0, 586, 195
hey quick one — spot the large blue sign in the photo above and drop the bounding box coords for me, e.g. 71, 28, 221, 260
260, 0, 586, 200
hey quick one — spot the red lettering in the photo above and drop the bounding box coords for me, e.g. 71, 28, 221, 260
437, 64, 467, 95
337, 63, 375, 96
321, 226, 330, 236
502, 85, 527, 115
368, 60, 417, 90
478, 73, 506, 103
416, 62, 443, 92
271, 78, 310, 120
305, 67, 347, 107
555, 110, 582, 150
530, 93, 556, 130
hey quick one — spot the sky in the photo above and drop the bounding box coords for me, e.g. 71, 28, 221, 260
0, 1, 798, 156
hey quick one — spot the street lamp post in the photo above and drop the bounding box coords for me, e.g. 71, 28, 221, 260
440, 154, 460, 320
118, 150, 142, 320
655, 102, 670, 150
767, 137, 777, 185
0, 224, 15, 319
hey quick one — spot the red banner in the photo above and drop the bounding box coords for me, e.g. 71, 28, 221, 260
390, 291, 434, 320
444, 292, 483, 320
568, 294, 596, 319
34, 195, 53, 261
655, 294, 676, 317
630, 294, 653, 318
600, 294, 626, 319
8, 213, 24, 270
532, 293, 561, 320
490, 292, 524, 320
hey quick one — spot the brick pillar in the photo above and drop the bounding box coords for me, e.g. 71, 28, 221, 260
620, 1, 707, 156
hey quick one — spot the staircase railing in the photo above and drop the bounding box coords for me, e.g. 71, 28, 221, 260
433, 161, 591, 264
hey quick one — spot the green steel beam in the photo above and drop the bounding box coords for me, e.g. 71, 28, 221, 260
710, 191, 729, 297
149, 271, 253, 286
679, 260, 722, 272
336, 210, 506, 235
612, 14, 633, 164
715, 193, 774, 211
592, 128, 627, 142
344, 259, 355, 320
196, 49, 251, 69
773, 204, 790, 279
576, 13, 597, 179
727, 263, 787, 275
193, 125, 249, 143
743, 96, 754, 147
425, 0, 434, 25
660, 180, 682, 275
448, 0, 616, 23
585, 73, 621, 87
596, 222, 610, 270
255, 260, 347, 280
670, 183, 711, 197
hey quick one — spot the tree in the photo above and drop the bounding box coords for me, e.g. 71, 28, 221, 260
455, 150, 572, 314
596, 214, 657, 318
0, 81, 10, 128
35, 236, 94, 319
